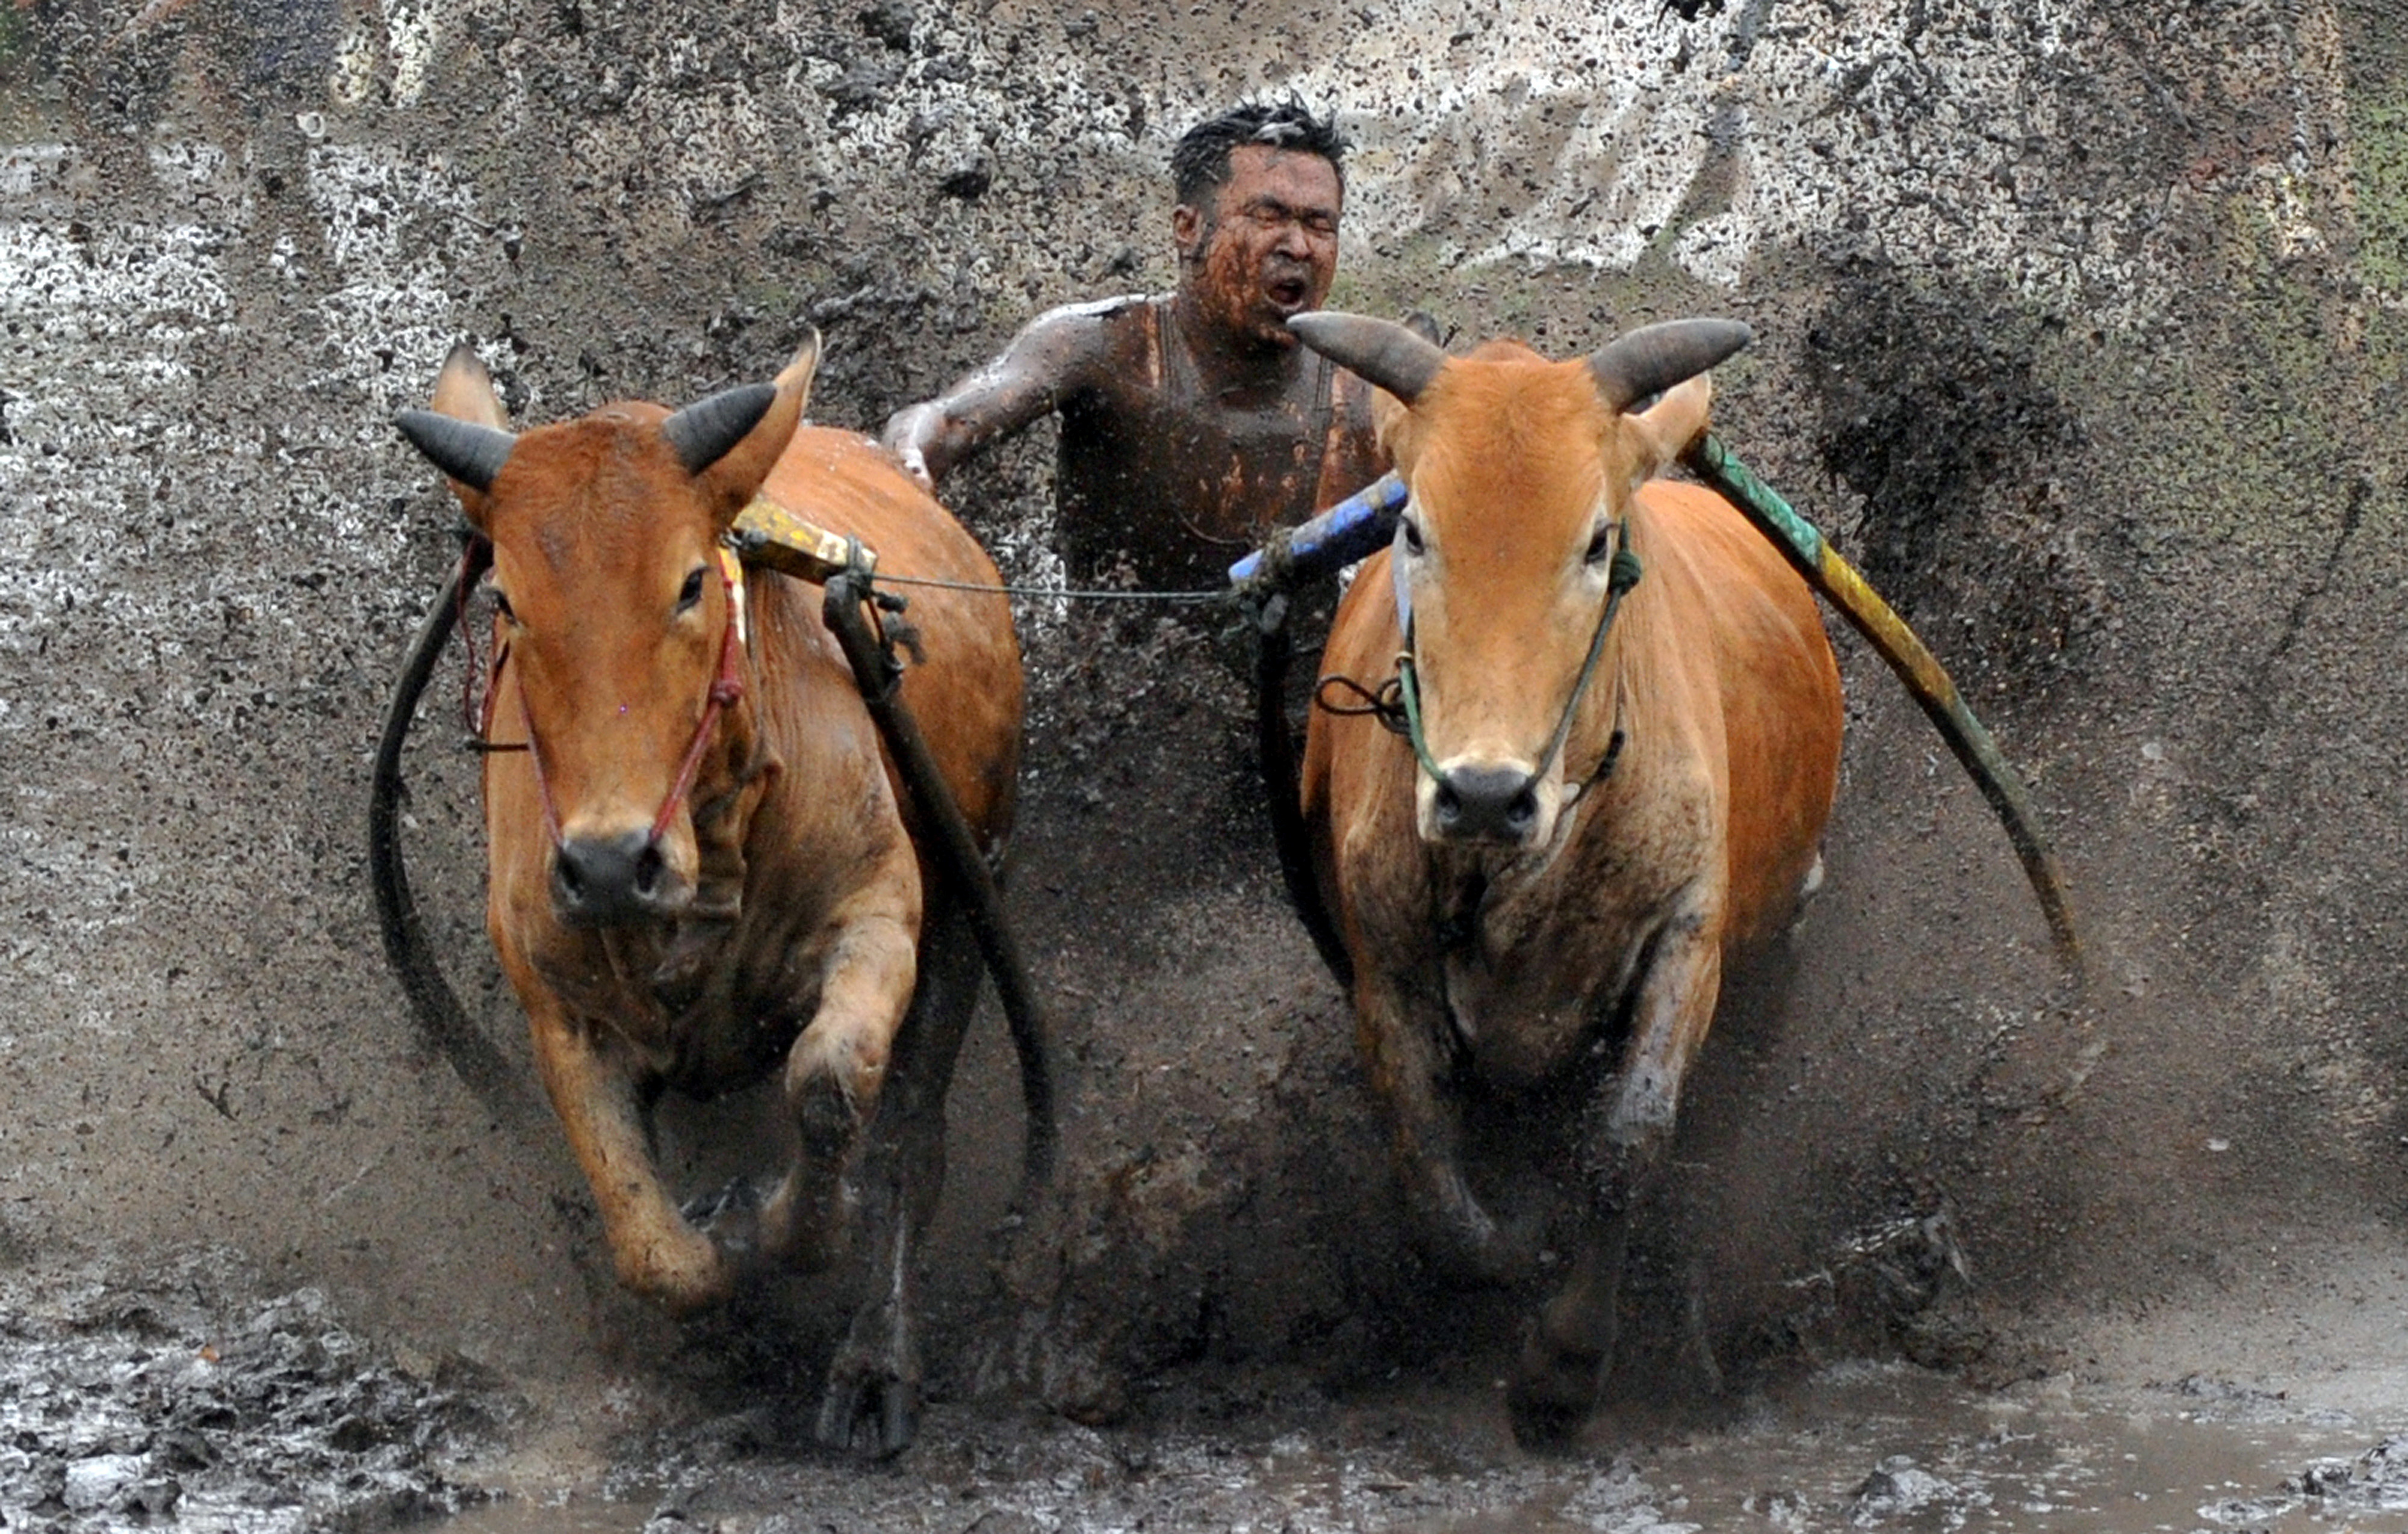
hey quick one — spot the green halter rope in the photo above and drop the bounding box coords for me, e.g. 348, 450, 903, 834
1392, 530, 1645, 790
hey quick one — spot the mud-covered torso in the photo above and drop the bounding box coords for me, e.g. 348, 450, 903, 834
1055, 296, 1383, 589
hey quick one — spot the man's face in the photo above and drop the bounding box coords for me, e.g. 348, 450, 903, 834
1174, 144, 1342, 353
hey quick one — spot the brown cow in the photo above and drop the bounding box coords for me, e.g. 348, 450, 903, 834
1291, 314, 1844, 1446
393, 335, 1024, 1455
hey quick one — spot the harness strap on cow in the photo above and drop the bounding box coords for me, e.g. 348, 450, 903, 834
820, 542, 1058, 1191
367, 531, 546, 1137
648, 552, 749, 847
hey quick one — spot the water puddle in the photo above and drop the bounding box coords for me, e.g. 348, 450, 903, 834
1501, 1364, 2408, 1534
438, 1495, 653, 1534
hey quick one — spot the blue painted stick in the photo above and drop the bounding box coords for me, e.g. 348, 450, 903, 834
1227, 471, 1409, 587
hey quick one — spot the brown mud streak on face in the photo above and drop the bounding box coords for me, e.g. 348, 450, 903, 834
1060, 147, 1371, 589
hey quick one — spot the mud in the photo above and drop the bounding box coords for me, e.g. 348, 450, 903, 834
409, 1314, 2408, 1533
11, 1252, 2408, 1534
0, 1255, 507, 1531
4, 0, 2408, 1526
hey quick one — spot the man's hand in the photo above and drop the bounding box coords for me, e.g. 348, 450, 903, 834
881, 403, 943, 493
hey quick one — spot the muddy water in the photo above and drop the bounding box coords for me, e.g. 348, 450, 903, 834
10, 1255, 2401, 1534
426, 1364, 2408, 1534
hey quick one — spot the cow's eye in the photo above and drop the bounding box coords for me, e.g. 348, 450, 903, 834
1584, 523, 1614, 566
1401, 516, 1426, 557
676, 567, 706, 613
492, 589, 517, 623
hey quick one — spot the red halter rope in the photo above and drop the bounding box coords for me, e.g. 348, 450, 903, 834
513, 555, 747, 855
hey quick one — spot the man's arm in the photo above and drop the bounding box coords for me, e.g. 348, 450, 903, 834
881, 297, 1140, 490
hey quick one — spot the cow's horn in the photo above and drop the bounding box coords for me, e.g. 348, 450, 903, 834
1288, 312, 1449, 405
394, 409, 516, 492
1588, 318, 1754, 413
660, 382, 780, 476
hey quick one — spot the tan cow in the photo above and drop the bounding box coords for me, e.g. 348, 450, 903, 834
1291, 314, 1843, 1445
394, 335, 1024, 1456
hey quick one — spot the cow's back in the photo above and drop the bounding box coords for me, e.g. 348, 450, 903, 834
1627, 478, 1841, 949
756, 426, 1025, 843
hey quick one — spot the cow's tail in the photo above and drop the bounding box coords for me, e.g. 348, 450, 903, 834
1683, 434, 2085, 979
368, 539, 547, 1128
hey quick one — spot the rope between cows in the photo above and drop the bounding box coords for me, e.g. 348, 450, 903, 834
865, 571, 1224, 605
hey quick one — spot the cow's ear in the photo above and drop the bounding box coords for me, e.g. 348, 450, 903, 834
772, 328, 821, 408
1619, 374, 1713, 488
690, 332, 816, 524
1370, 386, 1421, 473
421, 343, 511, 528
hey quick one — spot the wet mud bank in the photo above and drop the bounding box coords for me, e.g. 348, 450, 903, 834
14, 1230, 2408, 1533
0, 1255, 509, 1531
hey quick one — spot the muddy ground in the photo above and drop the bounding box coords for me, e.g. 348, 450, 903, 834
5, 0, 2408, 1528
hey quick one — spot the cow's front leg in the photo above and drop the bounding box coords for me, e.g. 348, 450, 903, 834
1356, 968, 1516, 1282
754, 877, 920, 1273
1509, 912, 1722, 1448
817, 894, 981, 1458
525, 991, 729, 1311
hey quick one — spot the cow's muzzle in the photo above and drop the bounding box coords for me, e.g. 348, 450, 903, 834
1433, 762, 1541, 845
552, 829, 684, 925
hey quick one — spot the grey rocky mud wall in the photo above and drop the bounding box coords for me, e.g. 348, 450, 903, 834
3, 0, 2403, 1406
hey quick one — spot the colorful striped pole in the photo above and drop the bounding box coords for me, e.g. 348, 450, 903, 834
1683, 433, 2082, 971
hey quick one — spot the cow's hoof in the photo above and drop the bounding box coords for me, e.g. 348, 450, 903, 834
815, 1362, 920, 1459
817, 1295, 922, 1459
1417, 1205, 1537, 1288
1506, 1343, 1604, 1453
680, 1178, 765, 1267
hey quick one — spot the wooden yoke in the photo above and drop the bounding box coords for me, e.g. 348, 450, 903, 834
728, 493, 877, 584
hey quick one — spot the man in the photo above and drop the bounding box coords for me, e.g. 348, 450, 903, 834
883, 102, 1400, 1425
883, 100, 1386, 590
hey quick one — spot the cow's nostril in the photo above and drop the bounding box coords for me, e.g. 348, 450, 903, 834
551, 831, 668, 924
1436, 764, 1539, 842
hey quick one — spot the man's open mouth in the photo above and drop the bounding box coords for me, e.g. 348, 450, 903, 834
1265, 274, 1311, 311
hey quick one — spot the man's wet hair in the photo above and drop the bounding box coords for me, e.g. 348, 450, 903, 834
1171, 100, 1347, 208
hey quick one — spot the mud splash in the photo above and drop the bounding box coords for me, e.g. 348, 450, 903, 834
0, 1257, 509, 1531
